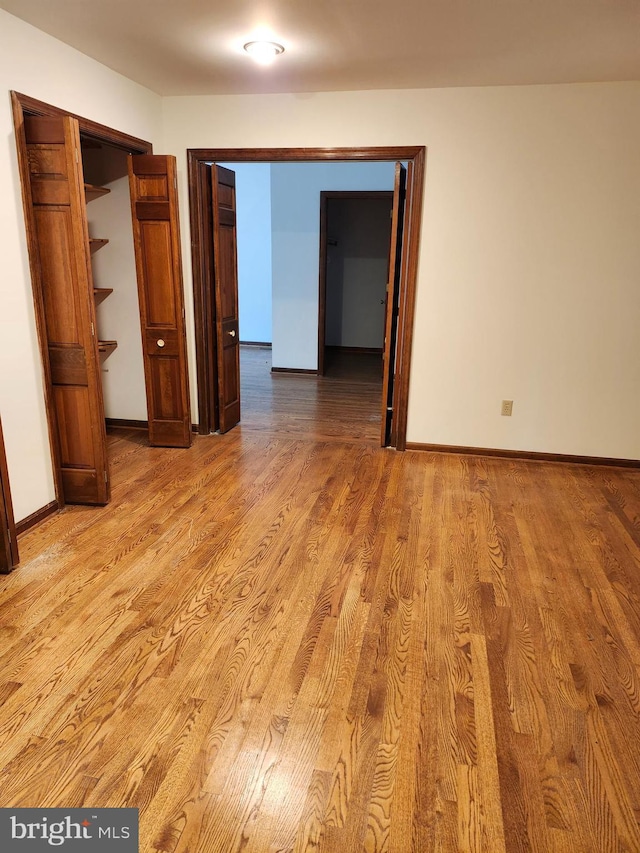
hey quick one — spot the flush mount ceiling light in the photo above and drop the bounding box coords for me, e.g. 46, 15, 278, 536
243, 40, 285, 65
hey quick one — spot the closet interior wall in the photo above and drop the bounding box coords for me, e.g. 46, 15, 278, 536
81, 142, 146, 424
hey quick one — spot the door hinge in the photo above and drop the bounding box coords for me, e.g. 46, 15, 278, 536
91, 322, 95, 336
104, 471, 108, 483
75, 148, 79, 163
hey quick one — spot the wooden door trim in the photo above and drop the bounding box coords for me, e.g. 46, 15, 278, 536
11, 92, 153, 154
187, 146, 425, 449
396, 158, 424, 451
11, 91, 153, 505
0, 418, 19, 572
381, 165, 407, 447
318, 191, 393, 377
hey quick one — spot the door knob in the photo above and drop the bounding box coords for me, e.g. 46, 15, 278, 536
228, 330, 236, 337
157, 339, 165, 348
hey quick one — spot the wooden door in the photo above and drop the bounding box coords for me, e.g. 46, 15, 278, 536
193, 160, 218, 434
0, 418, 19, 572
23, 115, 109, 504
129, 155, 192, 447
211, 165, 240, 432
381, 163, 408, 447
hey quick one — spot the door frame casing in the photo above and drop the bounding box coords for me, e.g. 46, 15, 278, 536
0, 417, 19, 572
318, 191, 394, 377
381, 163, 409, 448
187, 146, 425, 449
11, 92, 153, 153
11, 91, 153, 506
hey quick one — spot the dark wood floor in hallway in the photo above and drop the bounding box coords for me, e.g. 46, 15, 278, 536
238, 345, 383, 443
3, 353, 640, 852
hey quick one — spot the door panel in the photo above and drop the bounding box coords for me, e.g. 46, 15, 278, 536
139, 222, 177, 324
34, 208, 82, 341
24, 115, 109, 504
49, 346, 87, 385
150, 359, 183, 420
380, 163, 407, 447
54, 387, 95, 465
223, 348, 239, 403
211, 165, 240, 433
129, 154, 192, 447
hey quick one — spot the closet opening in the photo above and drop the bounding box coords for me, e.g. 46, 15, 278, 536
12, 91, 191, 509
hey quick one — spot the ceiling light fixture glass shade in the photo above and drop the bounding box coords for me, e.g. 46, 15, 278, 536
243, 40, 285, 65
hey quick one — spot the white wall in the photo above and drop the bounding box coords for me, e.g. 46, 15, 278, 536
163, 83, 640, 459
0, 9, 163, 521
325, 197, 392, 349
218, 162, 272, 343
269, 162, 395, 368
82, 151, 147, 421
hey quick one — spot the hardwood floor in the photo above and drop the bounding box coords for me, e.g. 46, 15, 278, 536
238, 345, 382, 443
4, 355, 640, 851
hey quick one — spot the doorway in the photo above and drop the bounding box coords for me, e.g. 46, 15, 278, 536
12, 91, 192, 508
187, 146, 425, 451
318, 191, 393, 377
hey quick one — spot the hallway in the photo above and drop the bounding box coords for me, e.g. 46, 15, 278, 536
238, 344, 383, 444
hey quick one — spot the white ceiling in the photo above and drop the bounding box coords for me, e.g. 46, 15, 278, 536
1, 0, 639, 96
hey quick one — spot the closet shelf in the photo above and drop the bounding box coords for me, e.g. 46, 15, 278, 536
89, 238, 109, 253
98, 340, 118, 361
84, 184, 110, 202
93, 288, 114, 306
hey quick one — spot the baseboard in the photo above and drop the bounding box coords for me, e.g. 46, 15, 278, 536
241, 341, 272, 348
271, 367, 318, 375
16, 500, 60, 536
107, 418, 200, 434
405, 442, 640, 469
106, 418, 148, 430
326, 345, 383, 354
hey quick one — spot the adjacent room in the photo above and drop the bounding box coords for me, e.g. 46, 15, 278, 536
219, 159, 395, 440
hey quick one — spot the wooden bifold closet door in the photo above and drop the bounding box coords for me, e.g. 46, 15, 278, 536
24, 114, 110, 505
128, 155, 192, 448
20, 113, 191, 507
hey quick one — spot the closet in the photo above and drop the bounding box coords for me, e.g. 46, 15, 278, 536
13, 93, 192, 508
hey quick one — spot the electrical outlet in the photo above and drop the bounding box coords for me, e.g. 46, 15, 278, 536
501, 400, 513, 416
